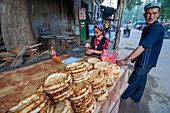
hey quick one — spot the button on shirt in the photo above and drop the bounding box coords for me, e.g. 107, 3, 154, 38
136, 20, 164, 67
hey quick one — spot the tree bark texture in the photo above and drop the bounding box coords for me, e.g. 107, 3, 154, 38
0, 0, 36, 51
114, 0, 125, 50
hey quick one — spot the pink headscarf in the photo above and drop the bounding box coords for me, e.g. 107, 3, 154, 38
94, 23, 105, 36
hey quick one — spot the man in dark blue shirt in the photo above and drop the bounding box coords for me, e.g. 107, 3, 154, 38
118, 2, 164, 103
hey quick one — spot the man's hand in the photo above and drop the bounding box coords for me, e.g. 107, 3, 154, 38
117, 46, 145, 66
117, 58, 129, 67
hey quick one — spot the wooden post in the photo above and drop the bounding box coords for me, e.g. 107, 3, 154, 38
113, 0, 126, 50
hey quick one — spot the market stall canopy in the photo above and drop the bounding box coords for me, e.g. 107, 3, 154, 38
101, 5, 116, 18
101, 0, 121, 18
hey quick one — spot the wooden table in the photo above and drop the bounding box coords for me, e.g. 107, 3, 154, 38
0, 55, 128, 113
39, 35, 80, 53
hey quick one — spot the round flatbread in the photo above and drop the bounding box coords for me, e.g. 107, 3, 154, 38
71, 81, 92, 99
39, 99, 51, 113
44, 73, 70, 88
52, 84, 73, 100
106, 77, 114, 84
86, 98, 97, 113
71, 93, 91, 105
29, 97, 48, 113
49, 83, 72, 97
87, 69, 104, 85
67, 106, 74, 113
95, 90, 108, 102
113, 72, 120, 78
69, 66, 87, 74
49, 106, 54, 113
72, 74, 90, 83
112, 64, 120, 73
19, 94, 48, 113
70, 70, 87, 77
107, 82, 114, 87
87, 57, 101, 64
53, 89, 74, 103
65, 62, 86, 71
73, 96, 96, 113
69, 81, 92, 101
92, 79, 106, 89
71, 71, 88, 79
83, 61, 93, 71
72, 71, 88, 81
93, 82, 107, 95
53, 99, 70, 113
44, 79, 72, 94
8, 92, 45, 113
94, 61, 113, 73
72, 94, 93, 109
43, 74, 72, 92
45, 106, 51, 113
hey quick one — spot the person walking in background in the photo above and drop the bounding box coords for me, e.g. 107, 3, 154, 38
104, 21, 109, 33
126, 21, 133, 37
117, 2, 164, 103
164, 22, 170, 39
85, 23, 109, 57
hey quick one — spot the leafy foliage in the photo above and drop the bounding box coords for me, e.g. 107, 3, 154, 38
125, 0, 143, 11
158, 0, 170, 21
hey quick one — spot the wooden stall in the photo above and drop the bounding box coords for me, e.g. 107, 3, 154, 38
0, 55, 128, 113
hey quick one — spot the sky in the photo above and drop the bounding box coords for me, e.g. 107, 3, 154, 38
101, 0, 158, 9
101, 0, 118, 9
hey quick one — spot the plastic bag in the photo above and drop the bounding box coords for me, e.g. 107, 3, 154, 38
100, 51, 118, 64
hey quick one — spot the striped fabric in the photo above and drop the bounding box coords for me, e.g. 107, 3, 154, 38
94, 23, 106, 36
141, 47, 152, 67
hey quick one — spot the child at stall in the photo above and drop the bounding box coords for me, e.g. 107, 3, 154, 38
85, 23, 109, 57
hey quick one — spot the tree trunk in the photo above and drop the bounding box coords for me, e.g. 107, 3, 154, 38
0, 0, 36, 51
114, 0, 126, 50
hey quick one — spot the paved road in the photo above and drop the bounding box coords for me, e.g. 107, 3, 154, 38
117, 29, 170, 113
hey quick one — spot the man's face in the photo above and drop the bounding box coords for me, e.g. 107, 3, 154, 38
144, 8, 160, 24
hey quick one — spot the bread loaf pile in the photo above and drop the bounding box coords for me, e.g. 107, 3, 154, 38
87, 69, 108, 102
8, 57, 120, 113
69, 81, 96, 113
43, 73, 74, 103
94, 61, 115, 87
65, 62, 89, 83
7, 92, 51, 113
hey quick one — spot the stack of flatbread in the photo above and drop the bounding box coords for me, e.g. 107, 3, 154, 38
46, 99, 73, 113
43, 72, 74, 103
87, 69, 108, 102
94, 61, 115, 87
112, 64, 121, 78
7, 92, 51, 113
69, 81, 97, 113
65, 62, 89, 83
